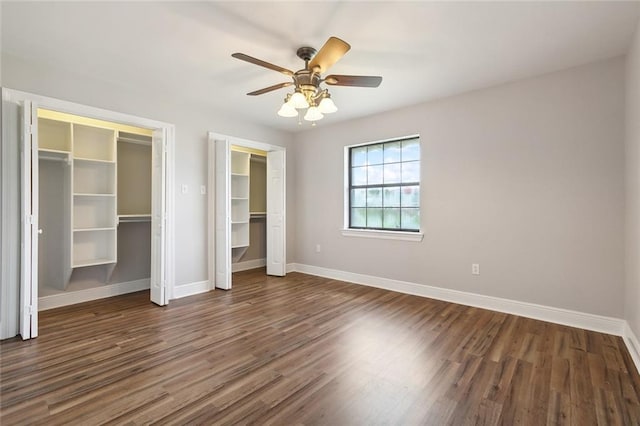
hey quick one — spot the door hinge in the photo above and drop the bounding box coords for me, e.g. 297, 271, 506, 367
25, 305, 33, 315
26, 214, 35, 225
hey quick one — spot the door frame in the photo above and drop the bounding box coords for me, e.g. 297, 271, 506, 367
207, 132, 287, 290
1, 87, 176, 339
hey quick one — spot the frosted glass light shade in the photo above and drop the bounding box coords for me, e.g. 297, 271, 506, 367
277, 102, 297, 117
318, 97, 337, 113
289, 91, 309, 109
304, 106, 324, 121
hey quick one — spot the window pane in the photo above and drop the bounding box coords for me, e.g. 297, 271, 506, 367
401, 208, 420, 230
351, 147, 367, 167
383, 187, 400, 207
351, 188, 366, 207
402, 161, 420, 183
383, 208, 401, 229
367, 165, 383, 185
351, 208, 366, 227
367, 188, 382, 207
348, 138, 421, 233
383, 163, 401, 184
367, 208, 383, 228
352, 166, 367, 186
384, 142, 401, 163
402, 139, 420, 161
401, 185, 420, 207
367, 144, 383, 165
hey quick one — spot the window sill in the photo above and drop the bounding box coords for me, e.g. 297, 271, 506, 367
341, 228, 424, 242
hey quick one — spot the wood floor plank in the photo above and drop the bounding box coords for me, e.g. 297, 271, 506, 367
1, 269, 639, 425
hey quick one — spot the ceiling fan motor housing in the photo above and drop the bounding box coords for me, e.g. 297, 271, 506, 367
296, 46, 317, 63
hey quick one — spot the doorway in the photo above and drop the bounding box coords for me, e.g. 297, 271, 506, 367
2, 88, 175, 340
208, 133, 286, 290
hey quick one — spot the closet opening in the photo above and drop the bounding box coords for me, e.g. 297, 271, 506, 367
209, 133, 286, 290
2, 88, 174, 340
230, 147, 267, 282
37, 109, 154, 311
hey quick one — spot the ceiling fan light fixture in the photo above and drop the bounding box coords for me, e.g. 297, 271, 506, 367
289, 91, 309, 109
232, 36, 382, 126
318, 95, 337, 114
304, 106, 324, 122
277, 102, 298, 117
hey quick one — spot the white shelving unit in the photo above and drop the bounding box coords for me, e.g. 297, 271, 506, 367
231, 150, 250, 250
71, 124, 117, 268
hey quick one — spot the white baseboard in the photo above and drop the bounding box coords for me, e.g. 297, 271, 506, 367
38, 278, 150, 311
289, 263, 625, 337
623, 322, 640, 375
172, 280, 211, 299
232, 258, 266, 272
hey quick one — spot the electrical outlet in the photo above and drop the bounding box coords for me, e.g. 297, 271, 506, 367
200, 185, 206, 195
472, 264, 480, 275
181, 184, 188, 194
315, 244, 321, 253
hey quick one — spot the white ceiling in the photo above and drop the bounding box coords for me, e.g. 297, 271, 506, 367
2, 1, 639, 132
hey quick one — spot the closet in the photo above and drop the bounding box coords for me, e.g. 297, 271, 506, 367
230, 146, 267, 270
37, 109, 152, 308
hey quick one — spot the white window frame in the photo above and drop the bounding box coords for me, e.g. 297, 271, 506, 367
342, 135, 424, 242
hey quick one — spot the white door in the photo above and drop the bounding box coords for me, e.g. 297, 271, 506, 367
150, 128, 167, 305
266, 150, 286, 276
20, 100, 39, 339
214, 138, 232, 289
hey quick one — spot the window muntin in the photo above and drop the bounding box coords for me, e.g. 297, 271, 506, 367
348, 137, 420, 232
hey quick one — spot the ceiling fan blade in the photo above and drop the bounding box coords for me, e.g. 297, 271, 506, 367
324, 75, 383, 88
247, 82, 293, 96
308, 37, 351, 73
232, 53, 294, 77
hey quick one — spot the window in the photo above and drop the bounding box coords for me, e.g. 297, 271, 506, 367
348, 136, 420, 233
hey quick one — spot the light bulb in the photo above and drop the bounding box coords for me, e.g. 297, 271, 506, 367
318, 96, 337, 114
277, 102, 297, 117
304, 106, 324, 121
289, 91, 309, 109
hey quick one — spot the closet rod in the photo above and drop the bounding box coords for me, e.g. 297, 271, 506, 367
118, 214, 152, 223
117, 136, 152, 146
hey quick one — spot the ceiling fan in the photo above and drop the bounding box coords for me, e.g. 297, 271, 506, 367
231, 36, 383, 123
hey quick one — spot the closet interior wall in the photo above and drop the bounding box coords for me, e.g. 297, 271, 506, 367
112, 133, 152, 284
244, 154, 267, 262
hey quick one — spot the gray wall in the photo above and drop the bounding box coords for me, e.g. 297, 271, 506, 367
293, 57, 626, 318
626, 22, 640, 337
1, 53, 295, 294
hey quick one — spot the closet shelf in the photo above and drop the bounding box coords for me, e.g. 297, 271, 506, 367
73, 193, 116, 197
39, 148, 70, 154
250, 212, 267, 219
73, 156, 116, 164
73, 258, 116, 268
231, 197, 249, 200
231, 173, 249, 177
73, 227, 116, 232
231, 220, 249, 225
39, 149, 70, 162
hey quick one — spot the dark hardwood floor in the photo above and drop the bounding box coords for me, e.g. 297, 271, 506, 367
1, 269, 639, 425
